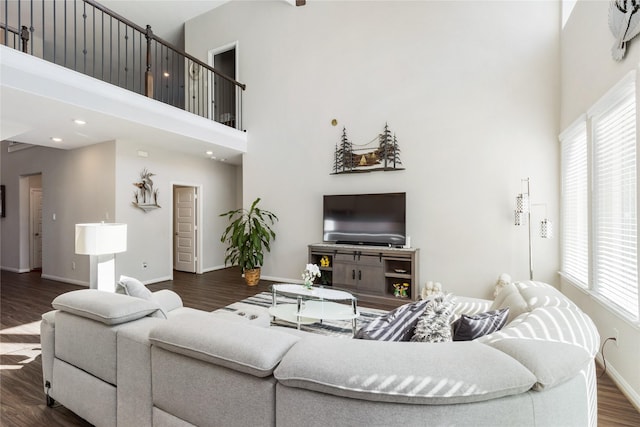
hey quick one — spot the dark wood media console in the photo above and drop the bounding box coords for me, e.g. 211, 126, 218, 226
308, 243, 419, 306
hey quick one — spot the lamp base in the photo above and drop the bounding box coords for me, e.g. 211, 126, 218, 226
89, 254, 116, 292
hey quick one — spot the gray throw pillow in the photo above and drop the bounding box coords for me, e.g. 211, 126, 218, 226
452, 307, 509, 341
354, 298, 430, 341
116, 275, 153, 299
116, 275, 167, 318
411, 294, 455, 343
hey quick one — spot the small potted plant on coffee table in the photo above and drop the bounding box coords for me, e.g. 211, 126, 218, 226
220, 198, 278, 286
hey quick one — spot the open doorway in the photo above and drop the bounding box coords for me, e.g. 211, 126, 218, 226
173, 185, 199, 273
209, 42, 238, 126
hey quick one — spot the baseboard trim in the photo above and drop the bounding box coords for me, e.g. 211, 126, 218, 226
142, 276, 172, 285
260, 274, 300, 284
1, 266, 31, 273
201, 265, 227, 273
596, 354, 640, 411
40, 274, 88, 287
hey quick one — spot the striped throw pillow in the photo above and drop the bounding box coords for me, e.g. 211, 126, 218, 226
452, 308, 509, 341
354, 298, 430, 341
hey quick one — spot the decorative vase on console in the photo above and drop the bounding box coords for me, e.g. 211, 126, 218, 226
302, 264, 321, 290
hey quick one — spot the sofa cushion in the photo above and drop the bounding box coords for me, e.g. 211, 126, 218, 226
52, 290, 161, 325
478, 306, 600, 389
410, 295, 454, 342
354, 298, 430, 341
452, 308, 509, 341
486, 339, 592, 390
489, 282, 528, 323
515, 281, 578, 310
149, 289, 183, 315
149, 315, 299, 377
275, 336, 536, 405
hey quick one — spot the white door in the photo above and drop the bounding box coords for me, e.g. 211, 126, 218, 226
30, 188, 43, 270
174, 186, 197, 273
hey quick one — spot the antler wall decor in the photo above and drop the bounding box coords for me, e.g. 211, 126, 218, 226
132, 168, 161, 212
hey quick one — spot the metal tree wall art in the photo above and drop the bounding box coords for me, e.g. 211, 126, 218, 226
132, 168, 161, 212
331, 123, 404, 175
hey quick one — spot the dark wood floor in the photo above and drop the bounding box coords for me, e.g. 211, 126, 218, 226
1, 268, 639, 426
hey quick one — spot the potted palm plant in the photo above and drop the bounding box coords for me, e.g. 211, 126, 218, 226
220, 198, 278, 286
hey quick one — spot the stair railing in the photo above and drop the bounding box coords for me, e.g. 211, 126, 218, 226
0, 0, 245, 129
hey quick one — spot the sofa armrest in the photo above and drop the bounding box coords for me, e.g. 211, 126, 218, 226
40, 310, 56, 399
151, 290, 183, 313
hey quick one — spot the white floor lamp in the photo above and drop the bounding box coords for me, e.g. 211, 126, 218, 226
75, 222, 127, 292
514, 178, 552, 280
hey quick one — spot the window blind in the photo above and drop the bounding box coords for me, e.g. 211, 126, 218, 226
591, 77, 638, 319
560, 119, 588, 287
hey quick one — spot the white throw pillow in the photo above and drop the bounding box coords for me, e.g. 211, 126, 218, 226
117, 275, 153, 299
117, 275, 168, 318
411, 294, 455, 343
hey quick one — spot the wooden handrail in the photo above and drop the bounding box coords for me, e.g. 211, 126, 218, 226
1, 23, 29, 53
83, 0, 245, 90
2, 0, 245, 128
0, 22, 20, 35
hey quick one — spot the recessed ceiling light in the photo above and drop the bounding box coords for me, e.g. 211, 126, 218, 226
163, 72, 170, 77
73, 119, 86, 125
220, 158, 226, 162
206, 151, 213, 155
210, 156, 217, 160
51, 137, 63, 142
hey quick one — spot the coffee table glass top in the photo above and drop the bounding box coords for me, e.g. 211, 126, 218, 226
268, 284, 360, 333
270, 283, 356, 302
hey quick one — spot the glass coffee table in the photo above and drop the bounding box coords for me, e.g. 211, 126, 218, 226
268, 284, 360, 336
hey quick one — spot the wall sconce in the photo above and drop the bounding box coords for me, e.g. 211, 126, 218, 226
75, 222, 127, 292
514, 178, 552, 280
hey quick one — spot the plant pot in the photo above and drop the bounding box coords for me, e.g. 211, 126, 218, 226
244, 268, 261, 286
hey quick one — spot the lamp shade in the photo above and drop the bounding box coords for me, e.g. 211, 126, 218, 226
75, 223, 127, 255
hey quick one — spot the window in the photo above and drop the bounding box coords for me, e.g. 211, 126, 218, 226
560, 118, 588, 287
560, 71, 639, 322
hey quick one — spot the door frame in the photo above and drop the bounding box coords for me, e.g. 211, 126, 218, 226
208, 41, 239, 122
29, 187, 43, 270
169, 182, 203, 279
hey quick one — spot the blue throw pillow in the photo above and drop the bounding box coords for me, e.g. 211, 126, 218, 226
452, 307, 509, 341
354, 298, 430, 342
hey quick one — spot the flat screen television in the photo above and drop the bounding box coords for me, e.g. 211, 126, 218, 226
323, 192, 406, 247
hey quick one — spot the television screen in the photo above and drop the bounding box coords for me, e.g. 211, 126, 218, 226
323, 192, 406, 247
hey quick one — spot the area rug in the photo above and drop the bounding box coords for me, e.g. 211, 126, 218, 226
215, 291, 388, 338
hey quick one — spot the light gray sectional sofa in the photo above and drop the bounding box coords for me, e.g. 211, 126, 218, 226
40, 281, 600, 427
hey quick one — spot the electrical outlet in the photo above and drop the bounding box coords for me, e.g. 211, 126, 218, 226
72, 261, 76, 270
613, 328, 619, 347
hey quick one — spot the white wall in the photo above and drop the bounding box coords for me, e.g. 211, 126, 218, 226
561, 0, 640, 409
1, 139, 238, 286
0, 141, 116, 283
186, 0, 561, 298
114, 140, 238, 283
